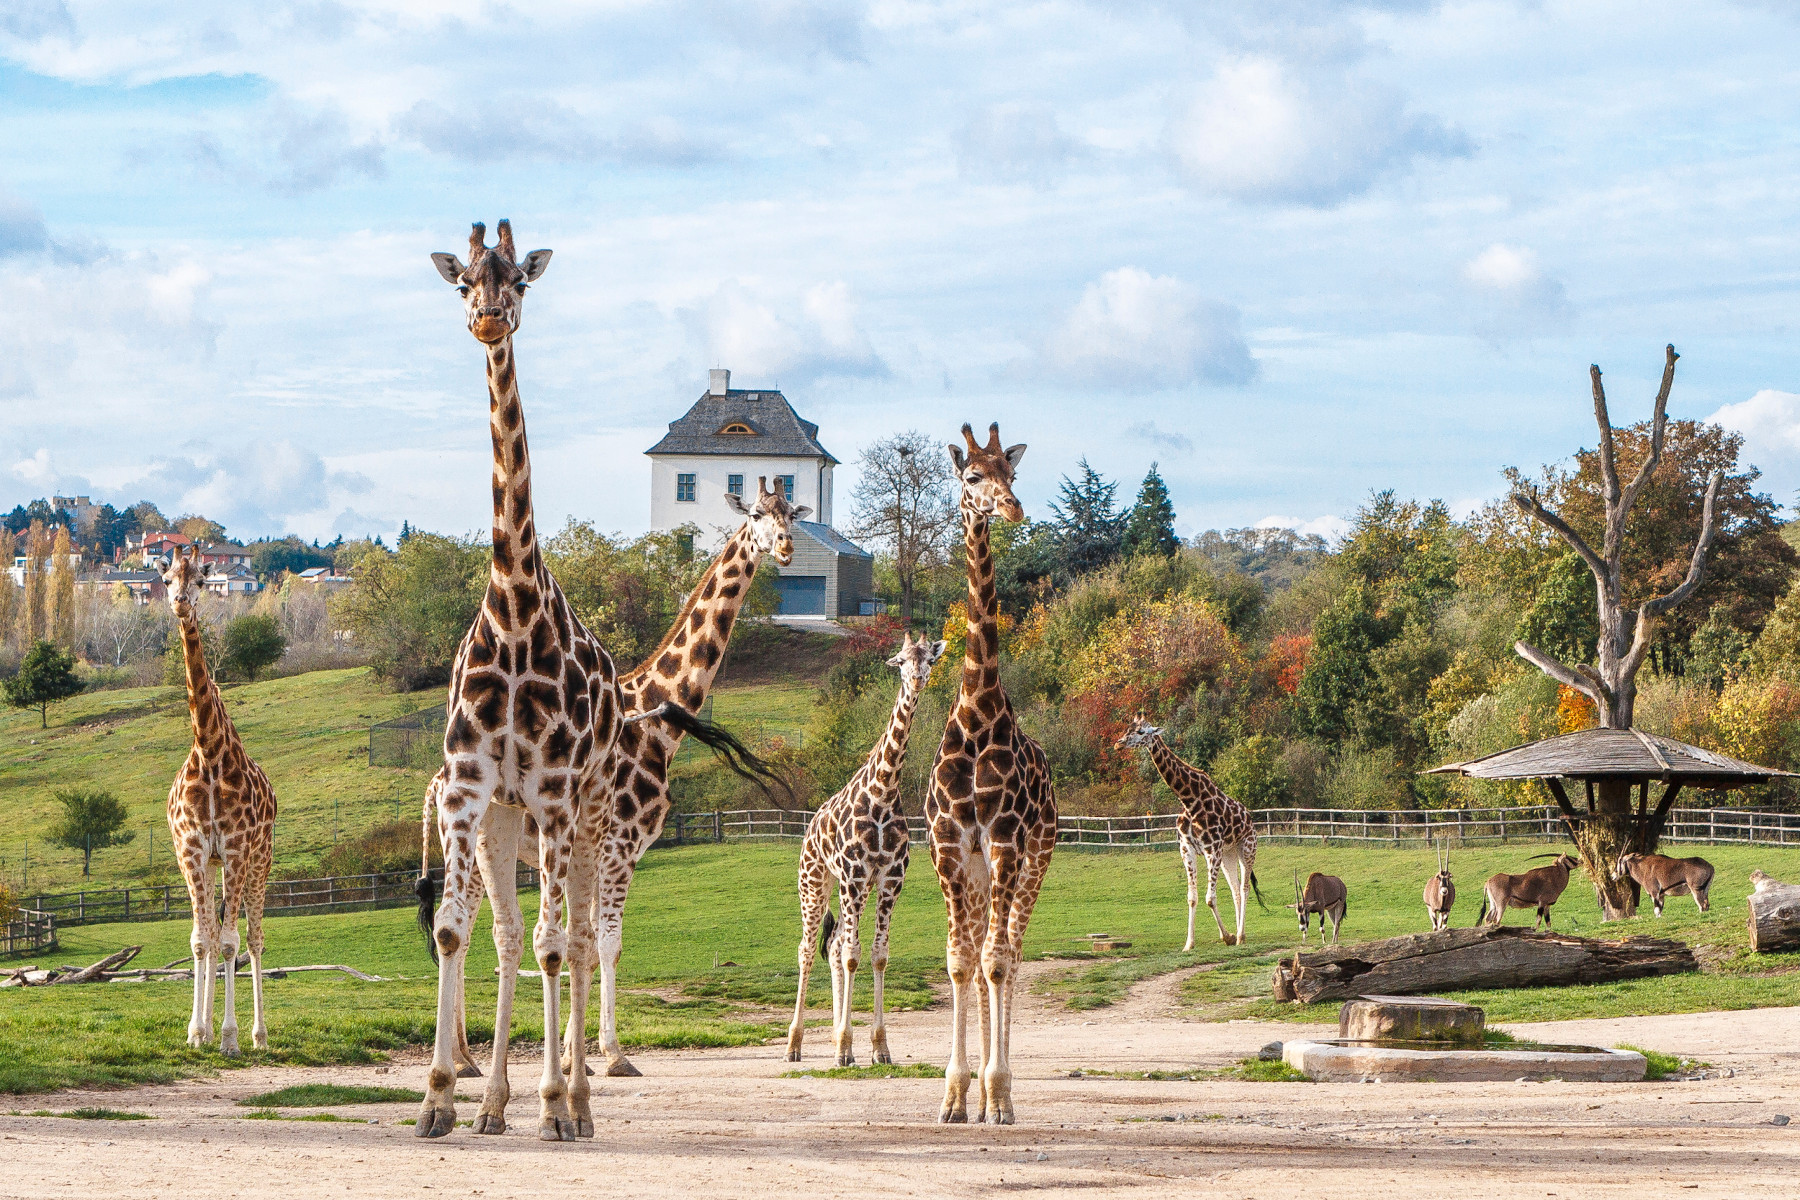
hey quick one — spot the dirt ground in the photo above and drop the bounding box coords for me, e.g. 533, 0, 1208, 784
4, 964, 1797, 1199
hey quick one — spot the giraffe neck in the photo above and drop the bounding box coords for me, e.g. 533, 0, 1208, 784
1146, 734, 1210, 806
957, 503, 1001, 699
626, 523, 763, 710
867, 675, 924, 796
177, 606, 230, 758
485, 336, 542, 604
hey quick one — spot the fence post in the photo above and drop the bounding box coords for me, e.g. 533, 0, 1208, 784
714, 811, 723, 844
1710, 810, 1716, 845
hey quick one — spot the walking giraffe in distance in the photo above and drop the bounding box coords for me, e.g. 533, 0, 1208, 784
162, 546, 276, 1057
416, 220, 622, 1142
788, 631, 946, 1067
928, 422, 1058, 1126
1116, 714, 1261, 948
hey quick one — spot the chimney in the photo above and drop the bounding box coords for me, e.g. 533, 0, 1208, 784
709, 368, 730, 396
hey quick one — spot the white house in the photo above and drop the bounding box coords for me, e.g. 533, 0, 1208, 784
645, 369, 873, 618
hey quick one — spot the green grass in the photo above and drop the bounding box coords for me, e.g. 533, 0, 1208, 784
781, 1062, 945, 1079
241, 1108, 370, 1122
1076, 1059, 1308, 1083
26, 1107, 153, 1120
1618, 1044, 1712, 1080
3, 840, 1797, 1096
238, 1084, 422, 1107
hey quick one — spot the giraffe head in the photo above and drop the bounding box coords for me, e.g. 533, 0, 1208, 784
887, 630, 947, 690
724, 476, 810, 565
160, 545, 205, 614
1114, 712, 1161, 749
430, 220, 552, 344
948, 423, 1026, 522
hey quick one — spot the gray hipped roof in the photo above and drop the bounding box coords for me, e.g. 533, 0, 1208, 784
644, 388, 838, 463
796, 521, 871, 558
1427, 727, 1795, 787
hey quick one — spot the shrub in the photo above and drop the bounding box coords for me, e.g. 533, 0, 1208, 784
4, 640, 84, 728
330, 533, 486, 691
1210, 735, 1287, 809
222, 613, 286, 682
1320, 746, 1407, 810
44, 788, 135, 877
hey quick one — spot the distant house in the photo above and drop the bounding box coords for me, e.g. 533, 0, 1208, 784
77, 567, 163, 604
645, 368, 874, 618
203, 562, 261, 596
295, 566, 353, 591
52, 495, 98, 536
197, 542, 252, 570
123, 530, 192, 564
7, 552, 83, 588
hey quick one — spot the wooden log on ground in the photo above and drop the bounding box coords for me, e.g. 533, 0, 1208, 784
1270, 926, 1695, 1005
46, 946, 141, 985
1748, 873, 1800, 953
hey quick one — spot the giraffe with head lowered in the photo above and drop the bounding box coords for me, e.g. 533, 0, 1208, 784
161, 546, 276, 1057
1116, 714, 1261, 948
928, 422, 1057, 1126
788, 631, 946, 1067
414, 220, 622, 1142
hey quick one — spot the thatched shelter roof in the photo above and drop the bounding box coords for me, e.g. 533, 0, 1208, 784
1427, 728, 1794, 789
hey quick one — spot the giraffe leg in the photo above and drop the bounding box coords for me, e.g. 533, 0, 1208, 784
180, 840, 215, 1049
1203, 852, 1232, 945
453, 863, 488, 1079
1178, 835, 1200, 953
832, 889, 867, 1068
474, 811, 523, 1135
988, 846, 1050, 1128
216, 855, 250, 1057
869, 869, 902, 1066
417, 781, 487, 1139
787, 852, 828, 1063
563, 818, 599, 1138
980, 850, 1022, 1126
532, 809, 577, 1142
244, 850, 269, 1051
1222, 846, 1249, 948
938, 847, 987, 1123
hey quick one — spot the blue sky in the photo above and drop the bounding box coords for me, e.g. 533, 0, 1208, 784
2, 0, 1797, 545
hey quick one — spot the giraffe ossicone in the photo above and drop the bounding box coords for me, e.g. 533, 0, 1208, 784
160, 545, 276, 1058
1116, 712, 1262, 949
789, 631, 946, 1068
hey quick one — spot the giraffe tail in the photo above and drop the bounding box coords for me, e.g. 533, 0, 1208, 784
1249, 870, 1267, 911
416, 780, 440, 964
639, 702, 796, 807
820, 908, 837, 955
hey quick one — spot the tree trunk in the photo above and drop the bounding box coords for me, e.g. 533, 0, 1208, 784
1747, 880, 1800, 953
1577, 780, 1638, 920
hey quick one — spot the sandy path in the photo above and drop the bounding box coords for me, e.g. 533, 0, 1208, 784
4, 974, 1797, 1200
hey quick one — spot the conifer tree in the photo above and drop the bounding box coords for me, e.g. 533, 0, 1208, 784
1049, 458, 1125, 578
1122, 463, 1179, 557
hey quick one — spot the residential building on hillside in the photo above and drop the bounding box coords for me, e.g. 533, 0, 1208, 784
53, 495, 98, 536
77, 568, 163, 604
203, 562, 261, 596
7, 552, 83, 587
295, 566, 353, 590
645, 368, 873, 618
121, 529, 191, 564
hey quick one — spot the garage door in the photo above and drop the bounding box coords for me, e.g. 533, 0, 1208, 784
775, 574, 827, 615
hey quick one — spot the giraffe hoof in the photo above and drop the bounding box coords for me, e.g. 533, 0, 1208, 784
252, 1032, 268, 1052
473, 1113, 506, 1135
219, 1032, 242, 1058
938, 1107, 967, 1124
785, 1049, 802, 1063
187, 1031, 207, 1049
575, 1117, 595, 1139
416, 1107, 457, 1139
540, 1118, 577, 1142
874, 1052, 893, 1066
836, 1055, 855, 1068
456, 1063, 484, 1079
991, 1109, 1014, 1126
605, 1058, 642, 1078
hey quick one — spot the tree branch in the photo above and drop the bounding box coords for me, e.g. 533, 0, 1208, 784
1641, 469, 1723, 620
1592, 364, 1620, 510
1514, 639, 1607, 706
1617, 344, 1680, 522
1509, 489, 1608, 583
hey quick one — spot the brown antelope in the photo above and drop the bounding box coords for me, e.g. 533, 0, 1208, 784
1289, 871, 1347, 944
1614, 851, 1714, 917
1476, 853, 1578, 930
1423, 841, 1455, 931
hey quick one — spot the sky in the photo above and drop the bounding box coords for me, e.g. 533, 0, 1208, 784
1, 0, 1797, 547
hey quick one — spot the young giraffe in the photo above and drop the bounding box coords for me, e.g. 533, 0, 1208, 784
1116, 714, 1261, 948
160, 546, 275, 1057
928, 423, 1057, 1126
416, 220, 621, 1143
422, 479, 806, 1107
787, 632, 946, 1067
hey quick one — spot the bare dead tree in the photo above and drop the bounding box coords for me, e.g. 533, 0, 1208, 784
849, 430, 959, 623
1509, 344, 1724, 918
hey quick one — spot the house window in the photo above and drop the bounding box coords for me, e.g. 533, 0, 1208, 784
676, 473, 696, 502
718, 422, 755, 435
727, 474, 744, 497
775, 475, 795, 503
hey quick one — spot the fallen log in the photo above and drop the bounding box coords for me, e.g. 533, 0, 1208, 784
1748, 873, 1800, 953
1271, 926, 1696, 1005
47, 946, 141, 986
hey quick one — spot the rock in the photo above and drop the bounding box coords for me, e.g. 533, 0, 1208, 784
1772, 1114, 1791, 1126
1339, 995, 1484, 1044
1258, 1042, 1284, 1062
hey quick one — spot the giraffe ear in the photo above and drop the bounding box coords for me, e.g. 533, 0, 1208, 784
520, 249, 552, 281
1004, 443, 1027, 469
791, 505, 812, 522
948, 444, 966, 471
928, 639, 947, 661
724, 492, 750, 516
431, 253, 466, 284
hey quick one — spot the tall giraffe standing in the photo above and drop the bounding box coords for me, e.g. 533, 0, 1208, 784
1116, 715, 1261, 948
788, 632, 945, 1067
161, 546, 275, 1056
416, 220, 621, 1142
928, 423, 1057, 1126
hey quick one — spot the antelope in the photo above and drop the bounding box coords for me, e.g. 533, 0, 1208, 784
1289, 871, 1347, 944
1423, 841, 1455, 931
1476, 853, 1578, 930
1614, 851, 1714, 917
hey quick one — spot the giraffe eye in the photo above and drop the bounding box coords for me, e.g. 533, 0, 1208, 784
457, 286, 470, 297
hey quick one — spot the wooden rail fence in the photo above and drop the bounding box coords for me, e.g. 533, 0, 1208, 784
2, 908, 56, 957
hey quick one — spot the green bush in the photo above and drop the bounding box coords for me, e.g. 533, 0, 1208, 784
1210, 735, 1287, 809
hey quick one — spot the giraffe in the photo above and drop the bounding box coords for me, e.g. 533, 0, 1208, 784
415, 220, 622, 1142
416, 478, 804, 1124
1116, 714, 1262, 948
787, 631, 946, 1067
928, 422, 1057, 1126
160, 546, 275, 1057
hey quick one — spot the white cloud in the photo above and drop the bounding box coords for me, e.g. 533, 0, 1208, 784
1125, 420, 1194, 453
680, 279, 887, 385
1044, 267, 1256, 389
956, 103, 1081, 187
1461, 243, 1573, 336
1712, 389, 1800, 496
121, 440, 375, 540
1256, 513, 1350, 543
1168, 54, 1469, 206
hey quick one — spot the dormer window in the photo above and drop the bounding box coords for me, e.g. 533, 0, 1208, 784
717, 422, 756, 435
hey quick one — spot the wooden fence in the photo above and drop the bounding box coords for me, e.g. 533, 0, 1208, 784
1, 908, 56, 957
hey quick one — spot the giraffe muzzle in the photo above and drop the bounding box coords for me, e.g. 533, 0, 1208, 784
471, 314, 511, 343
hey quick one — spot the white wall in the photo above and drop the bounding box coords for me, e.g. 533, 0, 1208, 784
649, 454, 831, 544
